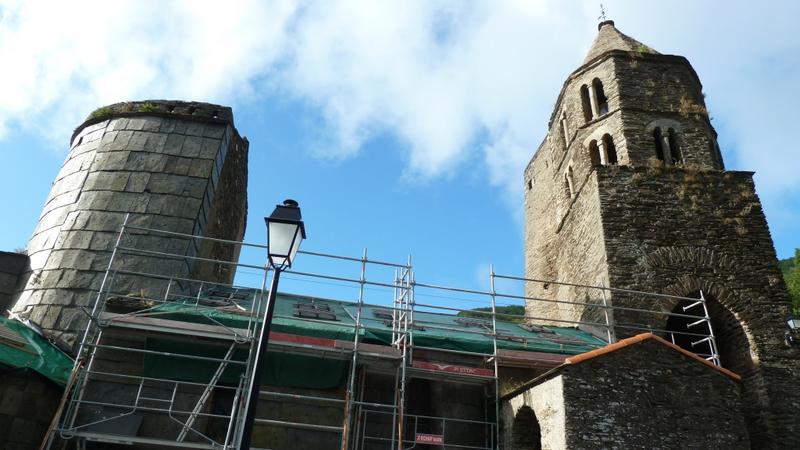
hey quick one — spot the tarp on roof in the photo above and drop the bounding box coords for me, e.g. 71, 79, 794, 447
141, 293, 605, 355
0, 316, 74, 386
135, 292, 605, 389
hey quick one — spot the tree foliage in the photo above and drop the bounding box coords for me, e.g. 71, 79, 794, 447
457, 305, 526, 323
780, 249, 800, 314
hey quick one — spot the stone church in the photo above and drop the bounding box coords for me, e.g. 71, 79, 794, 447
512, 20, 799, 448
0, 19, 797, 450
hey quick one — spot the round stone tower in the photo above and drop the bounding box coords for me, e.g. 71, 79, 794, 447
524, 22, 799, 448
11, 100, 249, 347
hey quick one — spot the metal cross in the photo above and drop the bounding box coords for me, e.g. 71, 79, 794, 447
598, 4, 607, 21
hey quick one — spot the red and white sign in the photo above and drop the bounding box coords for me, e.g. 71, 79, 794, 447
413, 360, 494, 377
415, 433, 444, 444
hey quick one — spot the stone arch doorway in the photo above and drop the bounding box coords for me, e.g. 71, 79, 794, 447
663, 289, 761, 444
663, 290, 755, 373
511, 405, 542, 450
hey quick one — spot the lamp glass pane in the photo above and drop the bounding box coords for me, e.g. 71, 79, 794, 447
289, 229, 303, 265
268, 222, 299, 259
789, 317, 800, 330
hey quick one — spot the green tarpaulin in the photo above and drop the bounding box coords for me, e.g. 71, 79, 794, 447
138, 292, 605, 388
0, 316, 74, 386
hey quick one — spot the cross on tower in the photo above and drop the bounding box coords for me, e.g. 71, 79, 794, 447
598, 4, 607, 21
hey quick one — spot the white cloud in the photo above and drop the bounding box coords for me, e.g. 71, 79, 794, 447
1, 0, 799, 234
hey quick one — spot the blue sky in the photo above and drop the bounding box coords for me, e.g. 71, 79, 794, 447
1, 1, 798, 308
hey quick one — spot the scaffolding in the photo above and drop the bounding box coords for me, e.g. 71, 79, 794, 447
44, 218, 721, 450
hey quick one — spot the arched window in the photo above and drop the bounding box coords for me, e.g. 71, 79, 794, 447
564, 166, 575, 199
667, 128, 682, 164
588, 140, 601, 166
580, 85, 593, 122
560, 112, 569, 148
602, 134, 617, 165
653, 127, 665, 161
512, 406, 542, 450
593, 78, 608, 115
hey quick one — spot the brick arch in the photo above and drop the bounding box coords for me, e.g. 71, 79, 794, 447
657, 275, 769, 445
660, 276, 758, 369
644, 118, 683, 134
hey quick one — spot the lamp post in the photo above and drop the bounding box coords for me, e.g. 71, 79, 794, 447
239, 199, 306, 450
786, 314, 800, 348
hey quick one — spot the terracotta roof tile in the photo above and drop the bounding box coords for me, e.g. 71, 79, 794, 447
565, 332, 741, 382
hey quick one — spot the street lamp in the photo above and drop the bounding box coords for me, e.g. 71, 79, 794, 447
239, 199, 306, 450
785, 315, 800, 348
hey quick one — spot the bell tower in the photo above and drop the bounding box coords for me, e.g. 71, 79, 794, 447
524, 21, 798, 448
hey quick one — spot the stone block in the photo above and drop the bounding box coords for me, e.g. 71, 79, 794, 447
43, 190, 80, 211
184, 122, 206, 137
106, 192, 149, 213
183, 177, 209, 199
88, 231, 118, 251
55, 269, 102, 289
159, 119, 177, 134
146, 173, 187, 195
35, 206, 70, 234
55, 151, 94, 182
204, 124, 226, 139
127, 131, 151, 151
52, 169, 89, 194
76, 190, 113, 211
147, 132, 168, 153
199, 137, 221, 159
56, 230, 94, 250
99, 130, 118, 148
84, 171, 131, 192
187, 159, 213, 178
125, 152, 167, 172
40, 289, 77, 307
108, 118, 129, 132
163, 134, 186, 156
61, 210, 90, 232
125, 172, 151, 193
173, 120, 189, 135
181, 136, 203, 157
126, 118, 147, 131
93, 150, 130, 171
84, 211, 127, 232
140, 117, 162, 132
106, 130, 134, 151
40, 305, 62, 328
163, 156, 191, 176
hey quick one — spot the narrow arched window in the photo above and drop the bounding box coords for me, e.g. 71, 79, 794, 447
560, 112, 569, 148
588, 140, 601, 166
602, 134, 618, 165
565, 166, 575, 199
668, 128, 682, 164
580, 85, 593, 122
654, 127, 665, 161
593, 78, 608, 115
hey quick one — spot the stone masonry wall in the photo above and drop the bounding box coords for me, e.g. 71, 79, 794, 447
0, 372, 62, 450
502, 339, 749, 450
502, 375, 565, 450
10, 101, 248, 348
596, 166, 800, 448
0, 252, 28, 312
560, 340, 748, 449
613, 53, 721, 169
